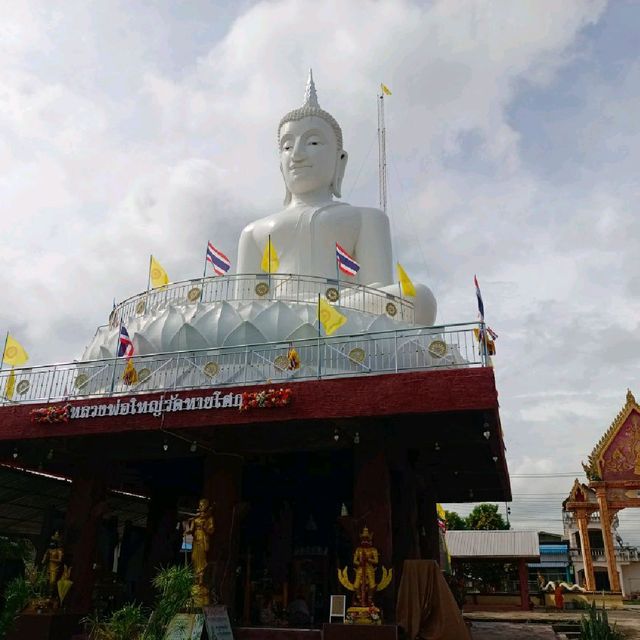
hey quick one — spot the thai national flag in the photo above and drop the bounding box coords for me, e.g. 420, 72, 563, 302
474, 275, 485, 322
206, 242, 231, 276
336, 243, 360, 276
118, 325, 134, 358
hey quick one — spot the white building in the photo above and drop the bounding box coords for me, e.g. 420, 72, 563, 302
563, 508, 640, 597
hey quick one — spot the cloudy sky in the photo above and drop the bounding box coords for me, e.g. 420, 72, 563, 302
2, 0, 639, 542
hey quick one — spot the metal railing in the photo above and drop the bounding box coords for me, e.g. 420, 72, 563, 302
563, 512, 620, 529
108, 273, 414, 328
569, 547, 640, 562
0, 322, 486, 405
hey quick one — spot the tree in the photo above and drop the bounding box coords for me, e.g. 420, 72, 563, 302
445, 510, 466, 530
465, 503, 510, 530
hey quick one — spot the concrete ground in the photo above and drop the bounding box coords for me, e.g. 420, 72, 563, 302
466, 609, 640, 639
471, 621, 557, 639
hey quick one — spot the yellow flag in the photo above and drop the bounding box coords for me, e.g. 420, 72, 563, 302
397, 263, 416, 297
3, 335, 29, 366
261, 238, 280, 273
150, 255, 169, 288
4, 368, 16, 400
318, 297, 347, 336
122, 359, 138, 386
381, 83, 392, 96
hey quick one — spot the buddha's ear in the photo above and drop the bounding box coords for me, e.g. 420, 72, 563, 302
332, 150, 348, 199
280, 164, 292, 206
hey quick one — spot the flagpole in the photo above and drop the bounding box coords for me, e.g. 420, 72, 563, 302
336, 254, 341, 300
201, 243, 209, 304
317, 293, 322, 379
147, 255, 152, 292
268, 234, 272, 299
0, 331, 7, 374
110, 320, 122, 393
202, 244, 209, 279
378, 89, 387, 215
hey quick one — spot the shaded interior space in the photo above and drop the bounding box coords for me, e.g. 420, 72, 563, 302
235, 450, 354, 627
0, 448, 355, 628
0, 396, 508, 631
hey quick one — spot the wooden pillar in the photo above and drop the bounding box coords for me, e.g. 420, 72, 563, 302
596, 492, 621, 592
418, 479, 439, 563
202, 453, 243, 611
63, 462, 108, 613
388, 447, 421, 593
518, 558, 530, 611
576, 512, 595, 591
136, 488, 181, 604
354, 435, 393, 620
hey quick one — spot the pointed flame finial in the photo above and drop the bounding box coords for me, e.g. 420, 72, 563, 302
304, 68, 319, 108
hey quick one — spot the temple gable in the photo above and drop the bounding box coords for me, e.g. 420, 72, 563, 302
583, 390, 640, 481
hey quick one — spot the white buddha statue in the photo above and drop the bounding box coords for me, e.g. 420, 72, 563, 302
237, 71, 437, 325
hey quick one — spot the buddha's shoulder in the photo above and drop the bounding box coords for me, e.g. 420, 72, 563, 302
327, 202, 388, 219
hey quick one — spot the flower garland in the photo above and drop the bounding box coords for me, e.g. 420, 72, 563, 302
30, 404, 72, 424
239, 388, 292, 411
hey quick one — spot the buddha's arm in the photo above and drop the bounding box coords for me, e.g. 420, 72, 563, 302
237, 225, 262, 275
355, 208, 394, 286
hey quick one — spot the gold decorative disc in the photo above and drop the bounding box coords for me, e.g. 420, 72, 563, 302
203, 362, 219, 378
255, 282, 270, 297
274, 355, 289, 371
135, 300, 146, 315
427, 339, 448, 358
385, 302, 397, 317
74, 373, 89, 389
16, 380, 30, 395
325, 287, 340, 302
138, 368, 151, 382
348, 347, 366, 364
187, 287, 202, 303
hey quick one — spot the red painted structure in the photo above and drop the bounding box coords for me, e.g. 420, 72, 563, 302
0, 366, 510, 633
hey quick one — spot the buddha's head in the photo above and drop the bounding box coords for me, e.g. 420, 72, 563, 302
198, 498, 209, 512
278, 70, 348, 204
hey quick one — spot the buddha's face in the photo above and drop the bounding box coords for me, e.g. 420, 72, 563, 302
279, 117, 340, 196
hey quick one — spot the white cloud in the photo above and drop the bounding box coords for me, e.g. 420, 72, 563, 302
4, 0, 640, 542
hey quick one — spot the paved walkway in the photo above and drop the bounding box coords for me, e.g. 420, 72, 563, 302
471, 621, 558, 639
466, 609, 640, 639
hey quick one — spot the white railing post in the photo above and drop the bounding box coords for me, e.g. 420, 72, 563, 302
394, 330, 398, 373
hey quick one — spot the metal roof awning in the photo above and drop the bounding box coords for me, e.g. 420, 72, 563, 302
446, 530, 540, 561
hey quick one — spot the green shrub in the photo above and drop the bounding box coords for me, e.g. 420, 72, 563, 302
141, 565, 194, 640
82, 564, 194, 640
580, 602, 623, 639
0, 577, 30, 639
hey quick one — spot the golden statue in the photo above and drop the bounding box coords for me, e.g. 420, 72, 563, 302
42, 531, 64, 594
185, 498, 215, 606
57, 565, 73, 604
337, 526, 392, 624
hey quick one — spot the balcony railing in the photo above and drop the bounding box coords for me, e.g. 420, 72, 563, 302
569, 547, 640, 562
0, 322, 485, 405
109, 273, 415, 328
563, 512, 620, 529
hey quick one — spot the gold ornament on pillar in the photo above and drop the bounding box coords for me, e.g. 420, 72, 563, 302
337, 526, 392, 624
185, 498, 215, 607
